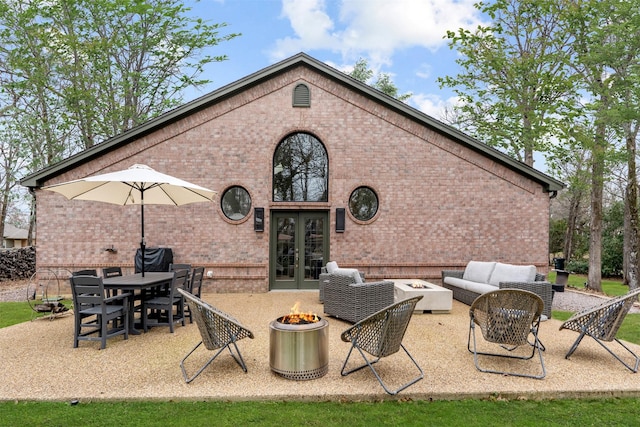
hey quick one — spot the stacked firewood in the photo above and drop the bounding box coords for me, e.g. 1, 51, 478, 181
0, 246, 35, 279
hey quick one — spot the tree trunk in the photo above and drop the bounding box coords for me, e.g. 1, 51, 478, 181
587, 121, 606, 292
624, 197, 630, 285
624, 122, 639, 291
27, 193, 36, 247
564, 190, 582, 262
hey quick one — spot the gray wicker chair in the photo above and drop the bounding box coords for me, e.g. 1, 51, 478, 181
560, 288, 640, 372
340, 296, 424, 395
178, 289, 255, 383
442, 269, 553, 318
468, 289, 546, 379
323, 273, 393, 323
319, 268, 364, 303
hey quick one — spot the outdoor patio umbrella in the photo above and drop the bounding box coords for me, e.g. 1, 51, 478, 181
43, 164, 216, 276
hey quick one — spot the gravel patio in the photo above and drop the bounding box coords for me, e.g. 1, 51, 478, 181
2, 288, 640, 402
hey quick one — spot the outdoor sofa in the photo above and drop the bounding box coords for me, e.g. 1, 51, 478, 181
441, 261, 553, 318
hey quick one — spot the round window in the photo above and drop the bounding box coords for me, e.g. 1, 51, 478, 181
221, 186, 251, 220
349, 186, 378, 221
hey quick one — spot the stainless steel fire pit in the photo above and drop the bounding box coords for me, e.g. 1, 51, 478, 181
269, 317, 329, 380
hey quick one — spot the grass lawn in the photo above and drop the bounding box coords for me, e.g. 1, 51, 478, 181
2, 397, 640, 427
2, 277, 639, 425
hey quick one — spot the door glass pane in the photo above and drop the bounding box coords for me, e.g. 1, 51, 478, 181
304, 217, 324, 279
276, 217, 296, 280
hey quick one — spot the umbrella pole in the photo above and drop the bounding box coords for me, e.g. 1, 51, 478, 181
141, 193, 145, 277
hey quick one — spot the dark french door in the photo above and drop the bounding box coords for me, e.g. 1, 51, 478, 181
270, 211, 328, 290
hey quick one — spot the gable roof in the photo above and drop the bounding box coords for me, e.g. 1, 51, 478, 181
21, 52, 564, 192
3, 224, 28, 240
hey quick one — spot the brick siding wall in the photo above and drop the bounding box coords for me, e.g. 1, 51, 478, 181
35, 65, 551, 293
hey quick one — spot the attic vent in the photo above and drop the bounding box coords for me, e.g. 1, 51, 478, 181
293, 83, 310, 107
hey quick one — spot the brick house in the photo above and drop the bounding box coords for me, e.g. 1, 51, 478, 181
21, 53, 563, 293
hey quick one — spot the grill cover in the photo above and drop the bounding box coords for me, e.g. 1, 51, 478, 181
135, 247, 173, 273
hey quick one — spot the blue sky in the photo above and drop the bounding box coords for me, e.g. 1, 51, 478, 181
185, 0, 487, 120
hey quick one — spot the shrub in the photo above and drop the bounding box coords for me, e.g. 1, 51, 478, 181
567, 259, 588, 274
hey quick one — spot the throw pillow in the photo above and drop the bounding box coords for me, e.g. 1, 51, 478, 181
488, 263, 537, 286
463, 261, 496, 283
325, 261, 339, 274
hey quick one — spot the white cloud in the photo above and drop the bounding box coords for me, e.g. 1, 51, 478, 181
270, 0, 484, 68
410, 93, 460, 120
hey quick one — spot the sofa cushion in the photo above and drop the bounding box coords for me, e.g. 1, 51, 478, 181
463, 261, 496, 284
333, 268, 363, 284
488, 263, 537, 286
325, 261, 339, 274
444, 277, 497, 294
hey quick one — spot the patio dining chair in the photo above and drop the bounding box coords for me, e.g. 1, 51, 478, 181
185, 267, 205, 324
102, 266, 123, 297
169, 263, 192, 298
560, 287, 640, 372
70, 275, 130, 349
142, 269, 189, 333
71, 269, 100, 314
340, 296, 424, 395
177, 288, 255, 384
468, 289, 546, 379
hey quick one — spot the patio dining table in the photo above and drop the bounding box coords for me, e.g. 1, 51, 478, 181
103, 272, 174, 334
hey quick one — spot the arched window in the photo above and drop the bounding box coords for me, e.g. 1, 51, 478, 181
273, 132, 328, 202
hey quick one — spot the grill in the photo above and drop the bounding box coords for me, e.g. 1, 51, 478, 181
269, 317, 329, 380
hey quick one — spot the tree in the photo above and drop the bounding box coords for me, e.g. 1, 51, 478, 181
439, 0, 575, 167
556, 0, 640, 291
441, 0, 640, 293
349, 58, 412, 102
0, 0, 239, 241
0, 101, 29, 245
549, 145, 590, 263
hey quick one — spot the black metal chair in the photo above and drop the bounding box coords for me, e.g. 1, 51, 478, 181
178, 289, 254, 383
142, 269, 188, 333
468, 289, 546, 379
340, 296, 424, 395
185, 267, 205, 323
70, 275, 130, 349
560, 288, 640, 372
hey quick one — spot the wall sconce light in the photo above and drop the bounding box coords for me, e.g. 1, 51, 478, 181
254, 207, 265, 231
104, 245, 118, 253
336, 208, 345, 233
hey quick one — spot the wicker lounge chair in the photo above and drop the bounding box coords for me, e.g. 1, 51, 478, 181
340, 296, 424, 395
323, 273, 393, 323
178, 289, 255, 383
560, 288, 640, 372
468, 289, 546, 379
